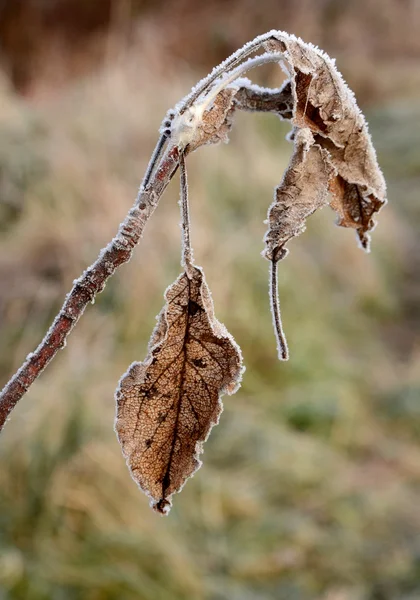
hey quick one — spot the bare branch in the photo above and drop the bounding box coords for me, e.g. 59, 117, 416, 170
142, 132, 169, 189
0, 144, 180, 432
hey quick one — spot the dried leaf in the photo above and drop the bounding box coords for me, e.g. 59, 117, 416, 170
173, 88, 238, 154
264, 128, 336, 262
195, 87, 238, 148
115, 266, 243, 515
262, 33, 386, 254
253, 33, 387, 359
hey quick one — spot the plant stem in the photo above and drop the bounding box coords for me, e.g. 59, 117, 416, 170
0, 145, 179, 432
270, 259, 289, 361
179, 152, 193, 273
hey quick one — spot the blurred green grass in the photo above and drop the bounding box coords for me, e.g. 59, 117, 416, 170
0, 54, 420, 600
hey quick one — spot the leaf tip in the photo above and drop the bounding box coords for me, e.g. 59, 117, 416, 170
152, 498, 172, 516
358, 230, 371, 253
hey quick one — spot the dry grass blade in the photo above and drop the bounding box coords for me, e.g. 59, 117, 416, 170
115, 266, 243, 514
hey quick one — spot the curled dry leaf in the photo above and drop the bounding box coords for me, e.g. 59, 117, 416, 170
192, 88, 238, 149
115, 266, 243, 514
265, 127, 336, 262
242, 32, 387, 359
172, 88, 238, 153
262, 33, 387, 259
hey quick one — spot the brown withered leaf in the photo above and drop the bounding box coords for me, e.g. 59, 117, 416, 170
262, 33, 386, 257
188, 87, 238, 152
115, 266, 243, 515
264, 128, 336, 262
252, 33, 387, 359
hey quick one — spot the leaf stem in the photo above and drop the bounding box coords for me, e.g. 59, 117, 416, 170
198, 52, 284, 115
270, 259, 289, 361
180, 30, 280, 112
179, 151, 193, 273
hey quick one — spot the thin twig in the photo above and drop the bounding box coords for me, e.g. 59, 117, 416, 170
0, 145, 179, 432
179, 152, 193, 273
141, 132, 168, 190
270, 259, 289, 361
180, 30, 279, 112
197, 52, 284, 115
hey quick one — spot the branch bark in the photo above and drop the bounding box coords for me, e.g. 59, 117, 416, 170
0, 144, 179, 432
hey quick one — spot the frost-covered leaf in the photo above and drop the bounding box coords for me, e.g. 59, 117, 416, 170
115, 266, 243, 515
246, 32, 388, 358
262, 33, 386, 253
194, 88, 238, 149
172, 88, 238, 153
264, 128, 336, 262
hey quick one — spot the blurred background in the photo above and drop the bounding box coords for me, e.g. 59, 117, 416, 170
0, 1, 419, 599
